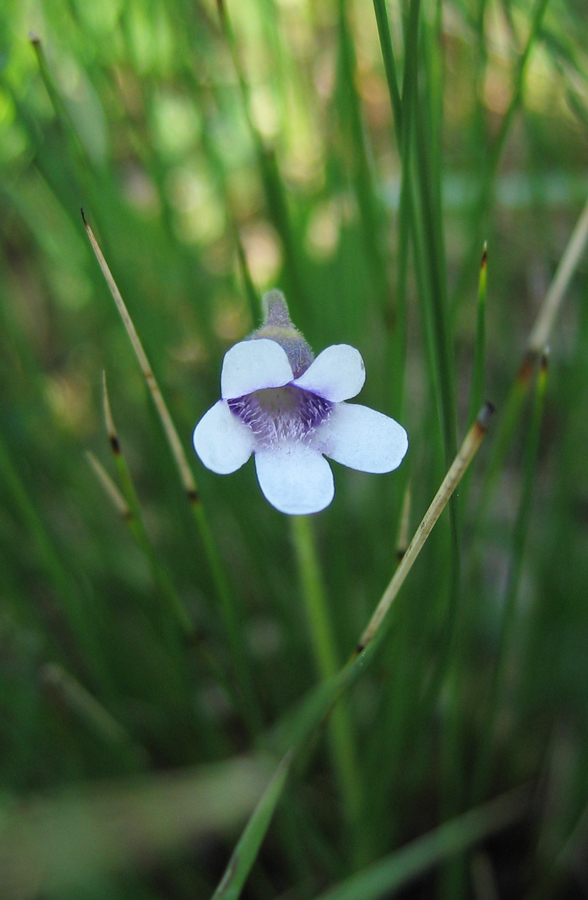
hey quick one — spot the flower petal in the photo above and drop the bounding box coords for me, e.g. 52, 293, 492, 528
221, 339, 294, 400
254, 444, 334, 515
317, 402, 408, 473
293, 344, 365, 402
193, 400, 255, 474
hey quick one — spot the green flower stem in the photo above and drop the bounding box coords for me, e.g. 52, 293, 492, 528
291, 515, 363, 850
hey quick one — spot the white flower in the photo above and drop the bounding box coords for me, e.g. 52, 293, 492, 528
193, 291, 408, 515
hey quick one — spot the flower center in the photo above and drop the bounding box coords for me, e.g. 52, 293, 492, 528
228, 385, 333, 448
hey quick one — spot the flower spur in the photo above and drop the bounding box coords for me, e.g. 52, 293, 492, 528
193, 290, 408, 515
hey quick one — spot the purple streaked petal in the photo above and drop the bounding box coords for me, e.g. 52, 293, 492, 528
221, 339, 294, 400
228, 386, 332, 447
293, 344, 365, 402
254, 444, 334, 515
193, 400, 255, 474
317, 402, 408, 473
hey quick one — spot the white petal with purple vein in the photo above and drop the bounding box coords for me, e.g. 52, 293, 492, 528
221, 339, 294, 400
254, 444, 334, 515
193, 400, 255, 474
293, 344, 366, 402
317, 402, 408, 473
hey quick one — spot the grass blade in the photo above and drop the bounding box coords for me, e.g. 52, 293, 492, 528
83, 213, 197, 501
40, 662, 149, 769
372, 0, 402, 144
413, 47, 457, 466
356, 403, 494, 654
452, 0, 551, 305
216, 0, 307, 310
477, 194, 588, 520
473, 353, 549, 802
86, 451, 131, 522
526, 194, 588, 357
310, 785, 531, 900
29, 35, 96, 205
468, 243, 488, 428
336, 0, 391, 312
0, 432, 110, 691
101, 375, 192, 636
82, 212, 262, 734
211, 752, 293, 900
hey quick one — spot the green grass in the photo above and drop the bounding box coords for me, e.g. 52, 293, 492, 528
1, 0, 588, 897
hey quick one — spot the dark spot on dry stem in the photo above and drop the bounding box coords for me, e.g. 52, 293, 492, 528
517, 352, 537, 384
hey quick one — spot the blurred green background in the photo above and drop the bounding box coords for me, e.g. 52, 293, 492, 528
1, 0, 588, 897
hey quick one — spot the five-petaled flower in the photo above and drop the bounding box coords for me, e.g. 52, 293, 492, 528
193, 290, 408, 515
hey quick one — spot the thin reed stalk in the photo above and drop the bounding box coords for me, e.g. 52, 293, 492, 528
82, 213, 262, 734
356, 404, 494, 655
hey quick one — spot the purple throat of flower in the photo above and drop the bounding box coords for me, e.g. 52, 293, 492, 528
227, 385, 333, 448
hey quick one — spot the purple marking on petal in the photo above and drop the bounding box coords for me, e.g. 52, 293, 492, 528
228, 385, 333, 449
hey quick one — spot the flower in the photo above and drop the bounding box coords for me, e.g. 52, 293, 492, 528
193, 290, 408, 515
